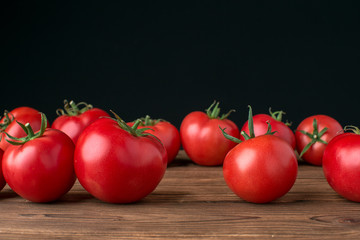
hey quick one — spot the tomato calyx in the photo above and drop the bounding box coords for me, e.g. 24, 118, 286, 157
0, 111, 15, 131
343, 125, 360, 134
220, 105, 276, 143
56, 100, 93, 116
206, 101, 235, 120
269, 108, 292, 127
3, 113, 48, 145
298, 118, 328, 158
137, 115, 164, 126
110, 111, 161, 142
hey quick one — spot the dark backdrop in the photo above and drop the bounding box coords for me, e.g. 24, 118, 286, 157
2, 1, 360, 130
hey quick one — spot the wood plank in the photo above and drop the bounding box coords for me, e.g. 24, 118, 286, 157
0, 150, 360, 239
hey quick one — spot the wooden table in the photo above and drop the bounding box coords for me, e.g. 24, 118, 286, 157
1, 150, 360, 239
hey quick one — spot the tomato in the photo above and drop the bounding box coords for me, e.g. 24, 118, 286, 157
2, 114, 76, 202
0, 107, 46, 151
323, 127, 360, 202
74, 113, 167, 203
51, 100, 110, 144
128, 116, 180, 164
0, 149, 5, 191
180, 101, 240, 166
295, 115, 342, 166
240, 109, 296, 149
222, 106, 298, 203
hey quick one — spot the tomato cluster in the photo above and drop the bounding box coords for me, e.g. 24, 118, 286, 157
0, 100, 359, 204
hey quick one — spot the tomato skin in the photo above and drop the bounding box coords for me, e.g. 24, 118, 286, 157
0, 107, 46, 151
295, 115, 342, 166
0, 149, 5, 191
2, 129, 76, 202
241, 114, 296, 149
52, 108, 109, 144
74, 118, 167, 204
323, 133, 360, 202
223, 135, 298, 203
180, 111, 240, 166
0, 107, 39, 122
128, 121, 180, 164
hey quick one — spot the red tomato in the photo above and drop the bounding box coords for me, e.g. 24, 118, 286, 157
0, 107, 46, 151
240, 109, 296, 149
74, 114, 167, 203
2, 114, 76, 202
180, 101, 240, 166
295, 115, 342, 166
323, 129, 360, 202
222, 106, 297, 203
128, 116, 180, 164
51, 100, 109, 144
223, 135, 298, 203
0, 149, 5, 191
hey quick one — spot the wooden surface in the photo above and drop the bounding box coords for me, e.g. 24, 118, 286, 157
1, 150, 360, 239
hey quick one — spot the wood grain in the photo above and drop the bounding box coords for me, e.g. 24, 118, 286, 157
1, 150, 360, 239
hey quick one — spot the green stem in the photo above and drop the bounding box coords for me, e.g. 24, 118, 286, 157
298, 118, 328, 158
269, 108, 285, 122
56, 100, 93, 116
220, 105, 276, 144
143, 115, 152, 126
131, 119, 142, 132
247, 105, 255, 138
4, 113, 48, 145
0, 111, 14, 131
344, 125, 360, 135
205, 100, 235, 119
109, 111, 161, 143
219, 126, 242, 143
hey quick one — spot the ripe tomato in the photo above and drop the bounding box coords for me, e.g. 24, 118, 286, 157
2, 114, 76, 202
74, 113, 167, 204
51, 100, 109, 144
222, 106, 298, 203
323, 127, 360, 202
0, 106, 46, 151
0, 149, 5, 191
295, 115, 342, 166
240, 108, 296, 149
128, 116, 180, 164
180, 101, 240, 166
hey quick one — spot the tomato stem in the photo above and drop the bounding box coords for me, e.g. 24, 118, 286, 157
0, 111, 14, 131
56, 100, 93, 116
344, 125, 360, 134
247, 105, 255, 138
269, 107, 292, 126
269, 108, 285, 122
110, 111, 162, 144
298, 118, 328, 158
131, 119, 142, 131
221, 106, 276, 144
3, 113, 48, 145
219, 126, 242, 143
206, 101, 235, 120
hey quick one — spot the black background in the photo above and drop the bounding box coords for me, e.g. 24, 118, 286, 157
2, 1, 360, 130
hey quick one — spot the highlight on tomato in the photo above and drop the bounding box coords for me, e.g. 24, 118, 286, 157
128, 115, 180, 164
323, 126, 360, 202
74, 111, 167, 204
2, 113, 76, 203
52, 100, 110, 144
180, 101, 240, 166
221, 106, 298, 203
295, 114, 342, 166
0, 106, 47, 151
240, 108, 296, 149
